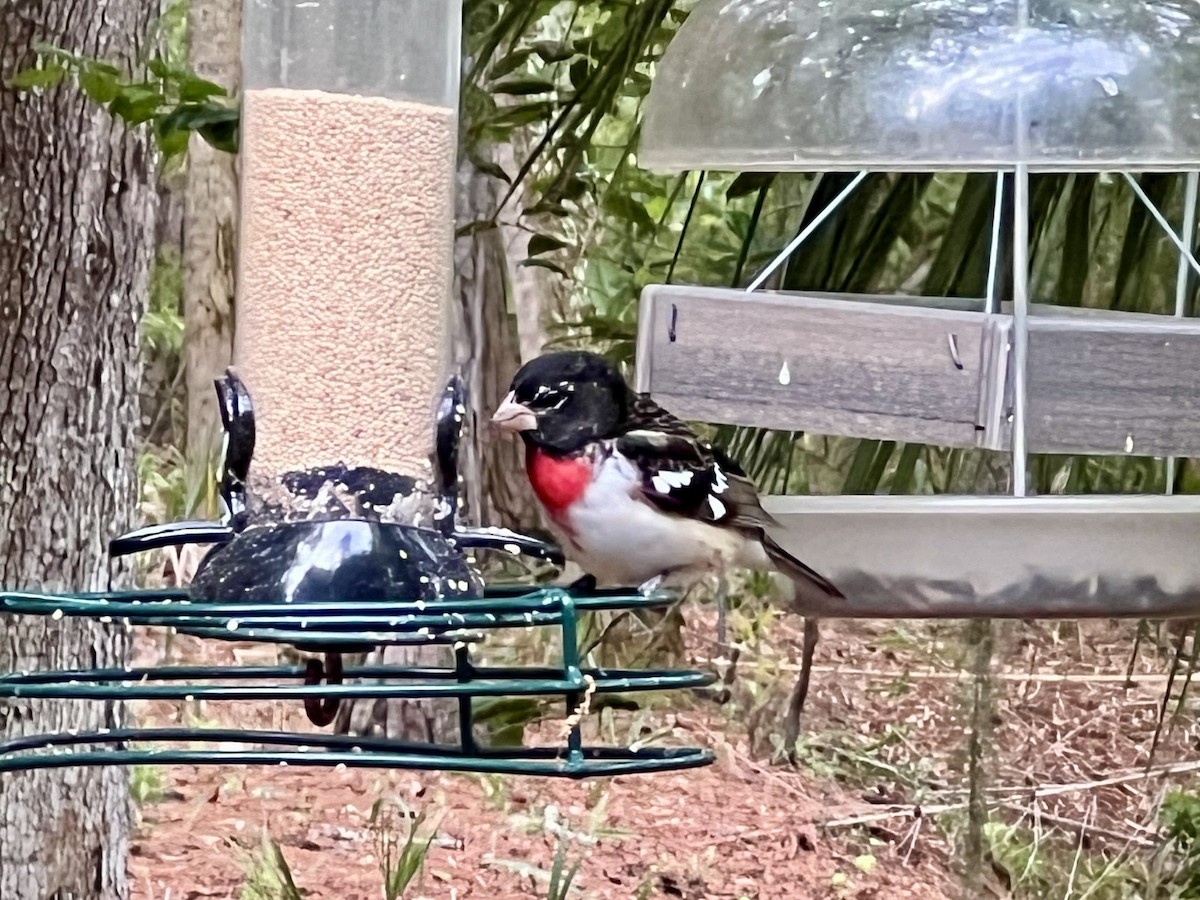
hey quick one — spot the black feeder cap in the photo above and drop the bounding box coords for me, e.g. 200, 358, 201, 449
188, 518, 485, 653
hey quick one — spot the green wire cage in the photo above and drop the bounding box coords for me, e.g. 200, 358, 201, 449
0, 373, 715, 779
0, 587, 714, 778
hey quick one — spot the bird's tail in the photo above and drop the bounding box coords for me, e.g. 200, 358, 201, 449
760, 531, 846, 614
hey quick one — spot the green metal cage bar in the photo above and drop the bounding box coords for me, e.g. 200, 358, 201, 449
0, 586, 717, 778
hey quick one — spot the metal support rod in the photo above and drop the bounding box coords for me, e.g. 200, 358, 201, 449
455, 644, 477, 754
1123, 172, 1200, 281
1173, 173, 1198, 318
744, 171, 869, 293
985, 171, 1005, 314
1166, 171, 1198, 495
559, 594, 584, 763
1011, 164, 1030, 497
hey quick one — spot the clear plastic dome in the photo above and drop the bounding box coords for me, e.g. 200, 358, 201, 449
640, 0, 1200, 172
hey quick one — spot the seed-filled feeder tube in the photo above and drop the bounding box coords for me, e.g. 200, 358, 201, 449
237, 0, 461, 498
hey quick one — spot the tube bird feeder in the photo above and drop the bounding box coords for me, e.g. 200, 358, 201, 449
636, 0, 1200, 619
237, 0, 461, 492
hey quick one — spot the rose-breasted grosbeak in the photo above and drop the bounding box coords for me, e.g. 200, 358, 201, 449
490, 350, 844, 609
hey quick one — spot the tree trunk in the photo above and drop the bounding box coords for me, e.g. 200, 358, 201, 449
0, 0, 158, 896
455, 158, 547, 534
183, 0, 240, 508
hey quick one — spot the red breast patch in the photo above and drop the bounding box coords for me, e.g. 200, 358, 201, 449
526, 448, 592, 515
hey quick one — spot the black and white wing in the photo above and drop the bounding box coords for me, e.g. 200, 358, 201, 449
616, 393, 844, 604
615, 394, 775, 533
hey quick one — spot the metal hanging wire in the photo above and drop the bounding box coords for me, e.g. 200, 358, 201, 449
985, 172, 1006, 315
1167, 172, 1200, 494
1011, 164, 1031, 497
744, 171, 870, 292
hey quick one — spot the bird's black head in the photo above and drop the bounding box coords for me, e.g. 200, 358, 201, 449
491, 350, 632, 454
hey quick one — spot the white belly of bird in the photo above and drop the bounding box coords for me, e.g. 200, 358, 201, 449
555, 450, 756, 587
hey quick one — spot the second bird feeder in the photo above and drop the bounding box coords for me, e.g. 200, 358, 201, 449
637, 0, 1200, 619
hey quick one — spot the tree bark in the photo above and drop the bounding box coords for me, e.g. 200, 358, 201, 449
183, 0, 240, 505
0, 0, 158, 896
455, 158, 547, 534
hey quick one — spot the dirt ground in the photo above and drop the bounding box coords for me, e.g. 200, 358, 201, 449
123, 605, 1200, 900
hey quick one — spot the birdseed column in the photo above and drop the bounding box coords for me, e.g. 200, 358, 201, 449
236, 0, 460, 510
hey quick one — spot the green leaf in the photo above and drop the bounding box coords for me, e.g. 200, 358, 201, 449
520, 258, 571, 278
528, 233, 569, 256
198, 119, 239, 154
553, 175, 590, 203
569, 58, 592, 90
923, 173, 994, 297
147, 57, 174, 80
8, 64, 67, 90
489, 47, 535, 80
455, 220, 498, 238
530, 40, 574, 63
487, 100, 554, 130
177, 74, 228, 102
623, 71, 652, 97
109, 84, 165, 124
889, 443, 922, 494
158, 101, 238, 132
491, 77, 556, 96
156, 124, 191, 158
78, 66, 121, 104
156, 102, 240, 154
524, 198, 570, 218
31, 43, 82, 65
1055, 174, 1095, 307
727, 172, 776, 199
88, 60, 122, 77
467, 149, 510, 183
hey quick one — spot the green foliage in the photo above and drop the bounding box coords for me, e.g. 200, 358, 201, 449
471, 695, 544, 747
137, 446, 191, 524
7, 0, 238, 166
983, 818, 1149, 899
137, 246, 191, 519
1162, 789, 1200, 895
235, 830, 304, 900
129, 764, 165, 805
145, 246, 186, 357
544, 835, 584, 900
369, 798, 439, 900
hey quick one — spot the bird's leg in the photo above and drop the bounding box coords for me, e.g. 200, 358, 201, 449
784, 617, 820, 762
707, 572, 737, 705
637, 573, 666, 595
714, 572, 729, 652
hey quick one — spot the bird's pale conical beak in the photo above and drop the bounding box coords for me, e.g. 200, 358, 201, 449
491, 391, 537, 432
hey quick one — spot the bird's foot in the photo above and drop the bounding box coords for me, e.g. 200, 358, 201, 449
636, 574, 663, 595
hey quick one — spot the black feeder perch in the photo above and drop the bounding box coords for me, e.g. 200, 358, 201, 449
0, 372, 714, 778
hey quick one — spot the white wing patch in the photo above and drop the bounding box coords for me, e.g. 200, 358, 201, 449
712, 463, 729, 494
651, 469, 694, 494
708, 496, 727, 519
